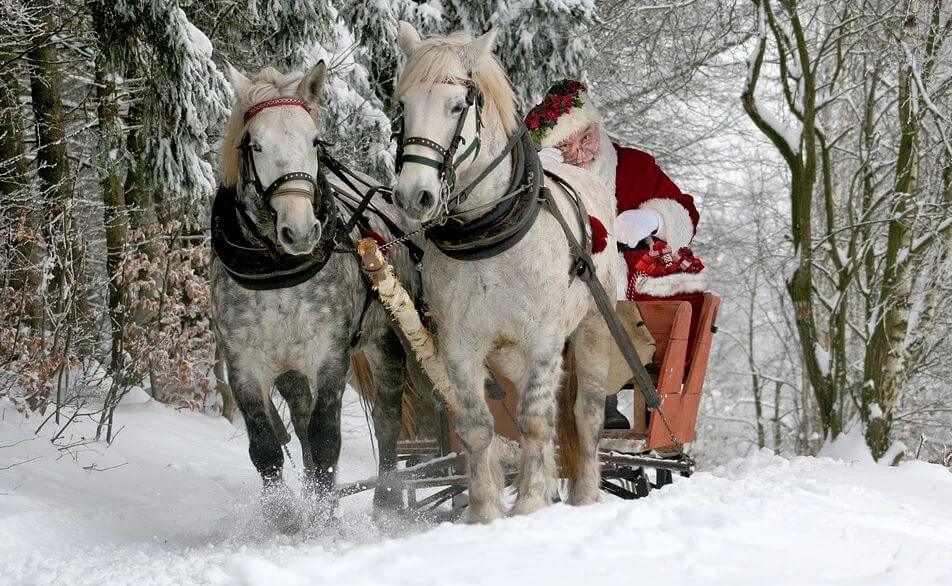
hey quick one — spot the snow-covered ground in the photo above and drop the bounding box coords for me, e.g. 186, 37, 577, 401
2, 393, 951, 586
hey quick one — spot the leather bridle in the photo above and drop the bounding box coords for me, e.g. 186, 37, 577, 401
239, 97, 320, 213
395, 80, 483, 212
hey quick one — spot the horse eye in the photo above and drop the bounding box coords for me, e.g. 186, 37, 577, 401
250, 140, 262, 152
450, 102, 465, 115
312, 136, 320, 147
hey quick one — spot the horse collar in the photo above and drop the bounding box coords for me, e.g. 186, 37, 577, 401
211, 175, 343, 291
425, 127, 543, 261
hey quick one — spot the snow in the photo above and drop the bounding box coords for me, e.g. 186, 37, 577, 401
183, 16, 213, 58
815, 343, 831, 377
818, 425, 874, 464
2, 398, 952, 585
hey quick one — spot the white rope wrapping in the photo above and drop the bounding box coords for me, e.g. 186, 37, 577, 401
357, 238, 457, 410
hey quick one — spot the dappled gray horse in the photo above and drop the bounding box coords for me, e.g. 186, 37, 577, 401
211, 62, 417, 530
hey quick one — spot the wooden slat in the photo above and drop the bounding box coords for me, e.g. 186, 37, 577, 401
645, 294, 720, 450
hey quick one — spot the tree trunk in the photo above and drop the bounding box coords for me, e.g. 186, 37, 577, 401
25, 1, 77, 313
748, 275, 766, 449
863, 9, 920, 460
95, 60, 128, 378
123, 94, 159, 231
0, 50, 43, 324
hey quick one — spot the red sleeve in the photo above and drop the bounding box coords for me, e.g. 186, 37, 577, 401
613, 144, 700, 231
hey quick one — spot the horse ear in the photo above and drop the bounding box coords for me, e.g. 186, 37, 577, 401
298, 60, 327, 108
225, 62, 250, 96
460, 28, 497, 71
397, 21, 421, 55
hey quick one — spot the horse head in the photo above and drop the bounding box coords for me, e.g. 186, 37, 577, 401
221, 62, 328, 255
392, 23, 518, 223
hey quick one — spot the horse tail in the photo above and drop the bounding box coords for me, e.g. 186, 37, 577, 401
557, 341, 581, 483
350, 351, 377, 405
349, 350, 425, 438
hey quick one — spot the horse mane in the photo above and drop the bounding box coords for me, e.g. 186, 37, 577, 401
396, 32, 518, 136
219, 67, 320, 188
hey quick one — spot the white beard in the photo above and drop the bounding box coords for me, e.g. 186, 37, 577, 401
589, 128, 617, 193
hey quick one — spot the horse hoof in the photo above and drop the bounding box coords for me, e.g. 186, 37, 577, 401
510, 496, 548, 516
302, 494, 339, 527
467, 504, 504, 524
261, 484, 301, 534
373, 486, 404, 512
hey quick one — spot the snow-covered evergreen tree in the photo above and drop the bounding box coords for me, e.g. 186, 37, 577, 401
450, 0, 597, 107
310, 11, 394, 179
95, 1, 231, 217
343, 0, 596, 113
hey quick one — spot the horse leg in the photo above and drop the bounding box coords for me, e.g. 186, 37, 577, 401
446, 346, 503, 524
226, 360, 299, 532
568, 308, 612, 505
510, 340, 561, 516
274, 370, 314, 471
362, 331, 408, 513
304, 352, 349, 518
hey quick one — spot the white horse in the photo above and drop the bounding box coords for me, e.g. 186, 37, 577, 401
392, 23, 618, 522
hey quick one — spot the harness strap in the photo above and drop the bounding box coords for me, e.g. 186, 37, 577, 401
540, 171, 662, 410
318, 149, 426, 263
350, 277, 375, 348
399, 154, 443, 170
451, 125, 526, 210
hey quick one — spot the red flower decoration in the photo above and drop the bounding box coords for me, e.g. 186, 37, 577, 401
524, 79, 587, 143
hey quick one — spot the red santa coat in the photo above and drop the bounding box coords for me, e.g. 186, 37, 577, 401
614, 145, 699, 231
613, 144, 706, 303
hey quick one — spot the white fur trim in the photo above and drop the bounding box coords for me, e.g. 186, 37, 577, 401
539, 100, 603, 148
634, 270, 707, 297
639, 198, 695, 250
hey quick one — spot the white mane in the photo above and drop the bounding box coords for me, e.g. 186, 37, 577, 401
395, 32, 518, 136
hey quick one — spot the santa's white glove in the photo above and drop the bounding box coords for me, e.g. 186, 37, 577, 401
537, 147, 564, 166
616, 208, 663, 247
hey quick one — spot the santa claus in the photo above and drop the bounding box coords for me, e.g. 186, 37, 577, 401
525, 80, 706, 429
526, 79, 705, 301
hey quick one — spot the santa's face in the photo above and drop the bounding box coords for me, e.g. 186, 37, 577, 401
556, 123, 601, 169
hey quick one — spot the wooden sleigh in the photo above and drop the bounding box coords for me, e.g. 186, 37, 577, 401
341, 291, 721, 514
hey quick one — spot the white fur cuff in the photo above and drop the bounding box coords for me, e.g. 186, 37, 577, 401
639, 198, 695, 250
634, 271, 707, 297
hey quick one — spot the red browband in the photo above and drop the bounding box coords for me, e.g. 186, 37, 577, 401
244, 97, 311, 121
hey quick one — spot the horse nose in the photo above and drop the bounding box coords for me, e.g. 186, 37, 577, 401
277, 220, 320, 254
395, 187, 435, 212
416, 189, 435, 209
